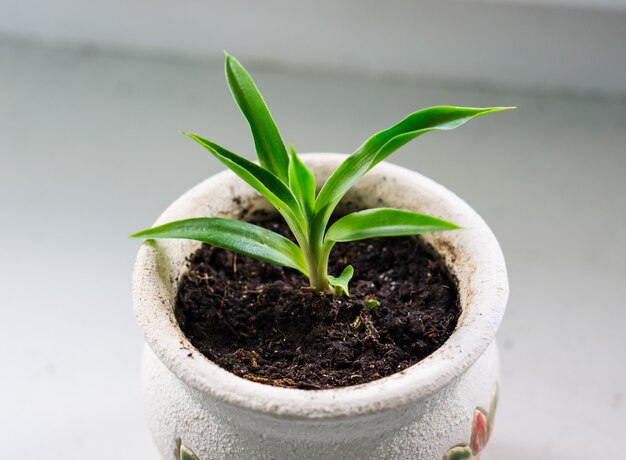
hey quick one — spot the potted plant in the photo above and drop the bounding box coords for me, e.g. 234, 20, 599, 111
132, 54, 511, 460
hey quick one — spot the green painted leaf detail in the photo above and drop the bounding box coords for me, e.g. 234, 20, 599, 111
288, 146, 316, 219
182, 132, 306, 237
225, 53, 289, 182
327, 265, 354, 296
179, 443, 200, 460
487, 383, 499, 435
315, 106, 514, 217
325, 208, 460, 243
442, 445, 474, 460
131, 217, 308, 275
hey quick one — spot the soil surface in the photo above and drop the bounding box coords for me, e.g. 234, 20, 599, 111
175, 217, 460, 389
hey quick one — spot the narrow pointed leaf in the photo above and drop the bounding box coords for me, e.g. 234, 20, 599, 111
288, 146, 316, 219
182, 132, 306, 235
315, 106, 514, 216
328, 265, 354, 296
131, 217, 308, 274
225, 53, 289, 182
325, 208, 460, 243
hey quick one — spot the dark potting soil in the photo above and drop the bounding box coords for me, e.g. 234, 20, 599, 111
175, 217, 460, 390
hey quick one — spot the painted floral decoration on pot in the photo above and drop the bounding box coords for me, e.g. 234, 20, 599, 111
177, 440, 199, 460
443, 385, 499, 460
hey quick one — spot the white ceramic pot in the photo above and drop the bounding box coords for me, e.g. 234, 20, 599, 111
133, 154, 508, 460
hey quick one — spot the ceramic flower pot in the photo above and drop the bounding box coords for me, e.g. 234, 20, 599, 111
132, 153, 508, 460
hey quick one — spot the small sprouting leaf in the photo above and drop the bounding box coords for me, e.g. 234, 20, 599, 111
182, 132, 307, 237
327, 265, 354, 296
288, 146, 316, 219
315, 106, 514, 218
325, 208, 460, 243
225, 53, 290, 182
131, 217, 308, 275
364, 298, 380, 310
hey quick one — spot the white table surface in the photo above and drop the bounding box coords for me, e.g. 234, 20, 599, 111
1, 39, 624, 459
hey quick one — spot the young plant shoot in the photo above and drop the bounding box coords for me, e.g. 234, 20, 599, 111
132, 53, 513, 296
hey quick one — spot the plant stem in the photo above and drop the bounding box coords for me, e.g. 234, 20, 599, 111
309, 266, 331, 292
301, 208, 341, 293
303, 244, 331, 292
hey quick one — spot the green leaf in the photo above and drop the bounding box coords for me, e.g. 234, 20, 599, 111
182, 132, 306, 236
288, 146, 316, 219
131, 217, 308, 275
364, 298, 381, 310
327, 265, 354, 296
315, 106, 514, 217
325, 208, 460, 243
225, 53, 290, 182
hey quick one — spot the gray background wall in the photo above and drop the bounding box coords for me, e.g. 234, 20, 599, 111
2, 0, 626, 94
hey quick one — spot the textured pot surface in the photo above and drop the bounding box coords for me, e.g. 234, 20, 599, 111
132, 154, 508, 460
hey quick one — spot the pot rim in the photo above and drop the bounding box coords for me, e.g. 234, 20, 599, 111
132, 153, 508, 419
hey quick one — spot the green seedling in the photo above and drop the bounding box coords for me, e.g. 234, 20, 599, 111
364, 299, 381, 310
132, 53, 513, 295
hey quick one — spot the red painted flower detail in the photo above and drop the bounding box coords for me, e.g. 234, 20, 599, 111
470, 408, 489, 457
442, 384, 498, 460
